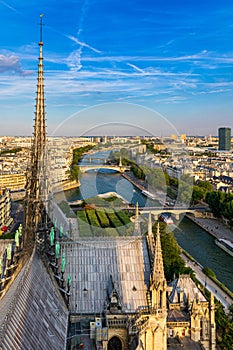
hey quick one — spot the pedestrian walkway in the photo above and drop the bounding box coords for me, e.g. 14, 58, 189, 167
186, 214, 233, 242
181, 252, 233, 311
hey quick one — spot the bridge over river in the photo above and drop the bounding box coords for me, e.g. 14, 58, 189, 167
140, 206, 207, 220
79, 164, 130, 173
69, 201, 206, 220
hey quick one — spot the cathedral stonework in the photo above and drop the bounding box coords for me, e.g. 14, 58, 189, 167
98, 223, 216, 350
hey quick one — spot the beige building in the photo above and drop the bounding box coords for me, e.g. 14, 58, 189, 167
0, 173, 26, 192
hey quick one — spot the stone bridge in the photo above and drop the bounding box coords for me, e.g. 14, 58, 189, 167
79, 165, 130, 173
140, 207, 206, 220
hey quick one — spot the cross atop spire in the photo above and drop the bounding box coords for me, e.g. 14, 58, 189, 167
39, 14, 44, 43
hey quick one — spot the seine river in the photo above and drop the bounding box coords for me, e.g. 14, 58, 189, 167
59, 151, 233, 292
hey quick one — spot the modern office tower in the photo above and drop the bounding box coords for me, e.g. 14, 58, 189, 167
218, 127, 231, 151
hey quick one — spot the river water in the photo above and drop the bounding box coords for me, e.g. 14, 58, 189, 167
59, 151, 233, 292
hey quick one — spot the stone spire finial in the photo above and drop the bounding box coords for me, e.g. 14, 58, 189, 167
135, 202, 139, 219
147, 212, 155, 258
150, 222, 167, 316
210, 292, 216, 350
153, 223, 165, 284
148, 212, 152, 237
134, 202, 141, 236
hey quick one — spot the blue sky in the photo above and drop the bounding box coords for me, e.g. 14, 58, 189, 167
0, 0, 233, 136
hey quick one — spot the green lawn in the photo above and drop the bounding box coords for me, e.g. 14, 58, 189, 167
77, 207, 134, 237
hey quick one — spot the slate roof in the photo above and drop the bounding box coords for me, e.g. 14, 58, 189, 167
0, 250, 69, 350
167, 308, 189, 323
61, 236, 151, 314
168, 275, 207, 304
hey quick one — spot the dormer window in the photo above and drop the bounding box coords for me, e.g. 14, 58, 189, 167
111, 295, 118, 304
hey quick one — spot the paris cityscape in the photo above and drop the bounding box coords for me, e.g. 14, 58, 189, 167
1, 1, 233, 350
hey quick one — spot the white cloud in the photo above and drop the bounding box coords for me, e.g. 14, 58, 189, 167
0, 54, 32, 76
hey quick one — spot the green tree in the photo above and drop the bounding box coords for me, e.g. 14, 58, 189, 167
130, 164, 145, 180
69, 164, 80, 181
215, 301, 233, 349
68, 145, 94, 181
202, 267, 216, 279
177, 175, 193, 204
192, 186, 205, 204
197, 180, 212, 192
206, 191, 226, 217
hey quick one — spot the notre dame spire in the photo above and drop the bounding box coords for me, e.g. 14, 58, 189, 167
136, 223, 167, 350
23, 14, 49, 253
151, 223, 167, 310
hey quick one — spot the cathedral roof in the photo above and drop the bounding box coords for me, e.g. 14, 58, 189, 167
168, 274, 207, 304
0, 250, 69, 350
168, 336, 203, 350
60, 236, 151, 314
167, 308, 189, 323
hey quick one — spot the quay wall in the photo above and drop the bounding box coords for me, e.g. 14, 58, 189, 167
53, 179, 80, 193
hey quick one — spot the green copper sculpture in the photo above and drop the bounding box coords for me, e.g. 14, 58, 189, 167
59, 223, 63, 238
67, 273, 72, 287
55, 242, 60, 259
61, 253, 66, 273
7, 243, 12, 260
15, 230, 20, 248
50, 227, 55, 246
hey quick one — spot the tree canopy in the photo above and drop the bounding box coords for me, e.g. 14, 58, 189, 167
206, 191, 233, 225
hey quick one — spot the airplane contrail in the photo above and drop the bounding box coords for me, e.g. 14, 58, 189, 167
0, 0, 19, 13
127, 63, 145, 73
67, 35, 101, 54
66, 0, 101, 71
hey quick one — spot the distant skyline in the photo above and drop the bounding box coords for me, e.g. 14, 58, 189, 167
0, 0, 233, 136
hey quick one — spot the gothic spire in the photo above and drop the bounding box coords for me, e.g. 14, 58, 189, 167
148, 212, 152, 237
153, 223, 165, 284
133, 202, 141, 236
33, 13, 46, 161
23, 14, 48, 251
150, 223, 167, 311
147, 212, 155, 258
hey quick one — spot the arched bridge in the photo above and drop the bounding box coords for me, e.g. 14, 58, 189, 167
140, 206, 206, 220
79, 164, 130, 173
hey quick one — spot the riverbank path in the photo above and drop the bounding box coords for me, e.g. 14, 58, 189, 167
186, 214, 233, 242
181, 252, 233, 311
